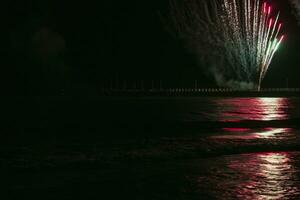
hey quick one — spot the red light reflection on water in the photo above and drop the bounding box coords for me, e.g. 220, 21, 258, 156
229, 152, 297, 199
257, 98, 288, 121
216, 98, 289, 122
214, 128, 292, 140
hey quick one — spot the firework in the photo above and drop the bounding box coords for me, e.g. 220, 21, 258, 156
170, 0, 284, 90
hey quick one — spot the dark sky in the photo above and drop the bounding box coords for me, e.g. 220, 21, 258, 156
2, 0, 300, 94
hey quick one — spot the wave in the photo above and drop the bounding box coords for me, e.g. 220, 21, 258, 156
177, 118, 300, 129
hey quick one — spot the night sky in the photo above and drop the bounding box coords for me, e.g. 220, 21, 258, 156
2, 0, 300, 95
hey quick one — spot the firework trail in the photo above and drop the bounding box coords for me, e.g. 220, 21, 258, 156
170, 0, 284, 90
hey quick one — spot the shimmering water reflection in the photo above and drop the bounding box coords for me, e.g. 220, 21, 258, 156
211, 128, 294, 140
195, 152, 300, 199
230, 152, 298, 199
213, 97, 290, 122
255, 128, 293, 139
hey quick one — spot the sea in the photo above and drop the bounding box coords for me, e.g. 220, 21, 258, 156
3, 97, 300, 199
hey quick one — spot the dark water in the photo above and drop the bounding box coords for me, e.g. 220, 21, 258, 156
4, 97, 300, 199
171, 97, 299, 121
166, 97, 300, 199
189, 152, 300, 199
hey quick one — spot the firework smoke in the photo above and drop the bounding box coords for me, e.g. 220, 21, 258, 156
170, 0, 284, 90
290, 0, 300, 25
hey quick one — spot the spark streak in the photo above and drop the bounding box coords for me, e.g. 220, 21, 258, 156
220, 0, 284, 90
171, 0, 284, 90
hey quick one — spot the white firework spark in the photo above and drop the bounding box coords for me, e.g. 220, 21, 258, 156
171, 0, 284, 90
